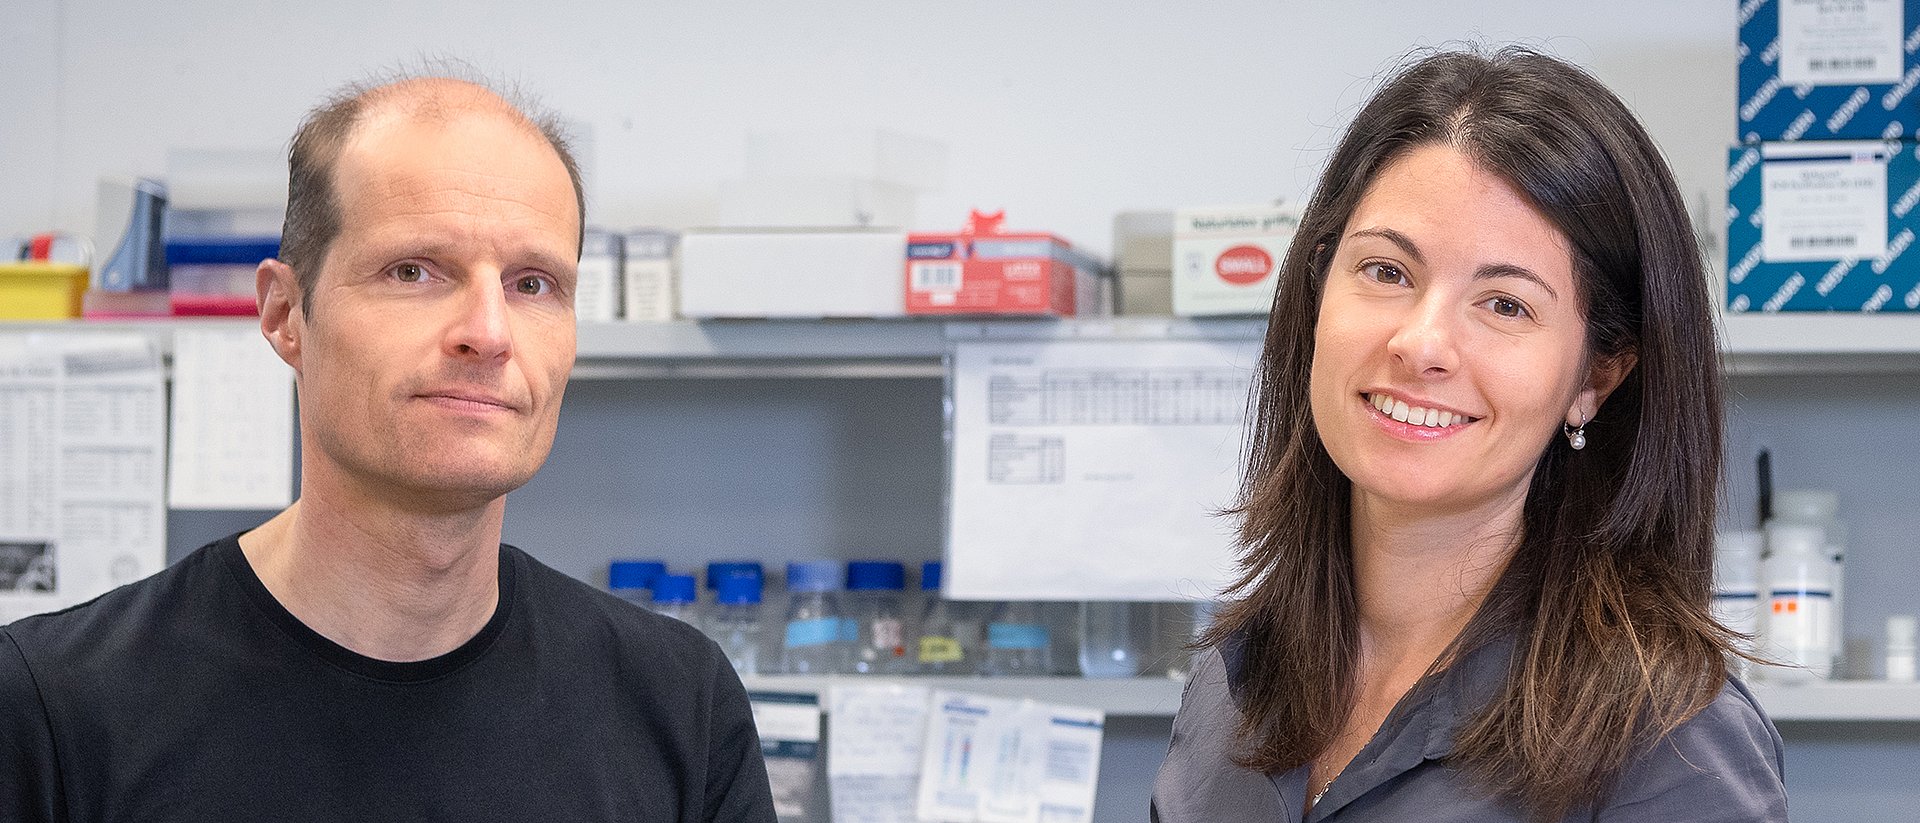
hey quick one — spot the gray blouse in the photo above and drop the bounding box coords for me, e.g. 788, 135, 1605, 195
1151, 637, 1788, 822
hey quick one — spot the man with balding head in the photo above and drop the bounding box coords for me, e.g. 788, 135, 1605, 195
0, 76, 776, 822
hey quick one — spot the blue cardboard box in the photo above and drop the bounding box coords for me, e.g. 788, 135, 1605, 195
1726, 140, 1920, 311
1738, 0, 1920, 141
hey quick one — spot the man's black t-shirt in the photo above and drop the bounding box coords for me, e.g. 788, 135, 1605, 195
0, 533, 776, 822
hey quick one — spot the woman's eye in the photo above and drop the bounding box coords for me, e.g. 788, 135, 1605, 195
1361, 262, 1407, 286
392, 263, 426, 283
513, 275, 551, 296
1489, 296, 1528, 318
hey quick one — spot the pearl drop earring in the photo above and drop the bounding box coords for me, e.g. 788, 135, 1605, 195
1564, 418, 1587, 450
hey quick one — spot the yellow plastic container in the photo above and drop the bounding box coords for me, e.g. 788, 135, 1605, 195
0, 263, 91, 320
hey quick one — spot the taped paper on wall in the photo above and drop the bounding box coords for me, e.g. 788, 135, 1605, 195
0, 333, 166, 624
167, 326, 294, 509
946, 332, 1257, 601
915, 690, 1104, 823
828, 683, 932, 823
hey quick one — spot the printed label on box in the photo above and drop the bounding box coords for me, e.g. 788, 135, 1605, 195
910, 261, 962, 293
1762, 155, 1890, 261
1780, 0, 1904, 86
575, 254, 620, 323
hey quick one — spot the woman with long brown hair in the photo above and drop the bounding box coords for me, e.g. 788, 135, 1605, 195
1152, 48, 1788, 821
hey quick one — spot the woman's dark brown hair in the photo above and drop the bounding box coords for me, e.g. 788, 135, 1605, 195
1206, 46, 1731, 820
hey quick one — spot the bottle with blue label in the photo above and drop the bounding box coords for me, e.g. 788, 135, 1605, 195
707, 568, 764, 676
781, 560, 855, 674
651, 574, 701, 629
608, 560, 666, 609
846, 561, 908, 674
983, 601, 1053, 676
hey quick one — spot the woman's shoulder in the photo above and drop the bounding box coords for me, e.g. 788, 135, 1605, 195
1597, 676, 1788, 821
1153, 645, 1296, 821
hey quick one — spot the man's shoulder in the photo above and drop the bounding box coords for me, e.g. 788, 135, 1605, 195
3, 536, 234, 665
504, 546, 723, 667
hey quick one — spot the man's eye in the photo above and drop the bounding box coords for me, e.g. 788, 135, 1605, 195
514, 276, 551, 296
393, 263, 426, 283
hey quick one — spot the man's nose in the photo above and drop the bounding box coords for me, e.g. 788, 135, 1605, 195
1385, 295, 1459, 378
446, 275, 512, 361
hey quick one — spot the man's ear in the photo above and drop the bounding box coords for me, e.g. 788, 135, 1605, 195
1569, 350, 1637, 426
257, 258, 304, 372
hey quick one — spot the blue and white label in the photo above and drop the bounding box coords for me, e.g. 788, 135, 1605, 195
785, 617, 856, 649
1762, 149, 1889, 262
987, 623, 1050, 650
1781, 0, 1904, 86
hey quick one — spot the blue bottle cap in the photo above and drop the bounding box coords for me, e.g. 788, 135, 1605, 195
653, 574, 698, 605
921, 561, 942, 591
609, 560, 666, 591
786, 561, 842, 593
846, 561, 905, 592
716, 573, 763, 605
706, 561, 764, 590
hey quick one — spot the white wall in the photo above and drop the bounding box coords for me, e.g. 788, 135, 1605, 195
1, 0, 1733, 256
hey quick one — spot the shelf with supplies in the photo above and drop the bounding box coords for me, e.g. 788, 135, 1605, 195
735, 676, 1920, 723
738, 675, 1188, 717
6, 313, 1920, 377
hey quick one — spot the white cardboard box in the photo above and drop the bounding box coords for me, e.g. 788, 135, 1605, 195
678, 228, 907, 318
1172, 205, 1299, 316
622, 230, 677, 322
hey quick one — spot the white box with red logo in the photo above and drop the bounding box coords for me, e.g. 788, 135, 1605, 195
1172, 205, 1299, 316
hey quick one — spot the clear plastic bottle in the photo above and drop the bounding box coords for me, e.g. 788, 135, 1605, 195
915, 562, 979, 675
608, 560, 666, 609
983, 601, 1052, 676
781, 561, 854, 674
1713, 531, 1764, 675
1077, 601, 1146, 678
707, 571, 764, 676
846, 561, 909, 674
651, 574, 701, 629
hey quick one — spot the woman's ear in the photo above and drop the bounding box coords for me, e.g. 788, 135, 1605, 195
1569, 350, 1637, 426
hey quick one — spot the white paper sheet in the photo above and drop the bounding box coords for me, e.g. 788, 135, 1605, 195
1779, 0, 1903, 86
751, 690, 824, 821
166, 326, 295, 509
915, 690, 1104, 823
829, 683, 933, 823
1762, 143, 1890, 264
0, 333, 167, 624
946, 333, 1258, 601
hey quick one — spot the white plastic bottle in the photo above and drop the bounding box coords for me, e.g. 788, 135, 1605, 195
983, 601, 1052, 676
914, 562, 979, 675
1770, 490, 1844, 674
707, 571, 764, 676
846, 561, 908, 674
781, 561, 853, 675
1760, 522, 1836, 682
1077, 601, 1146, 678
1713, 531, 1764, 675
1888, 616, 1918, 683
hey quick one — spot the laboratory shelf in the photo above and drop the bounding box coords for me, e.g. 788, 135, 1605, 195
737, 675, 1188, 717
1719, 313, 1920, 374
1747, 681, 1920, 722
8, 313, 1920, 376
736, 676, 1920, 722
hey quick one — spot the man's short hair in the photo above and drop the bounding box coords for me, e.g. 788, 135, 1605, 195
278, 68, 586, 315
